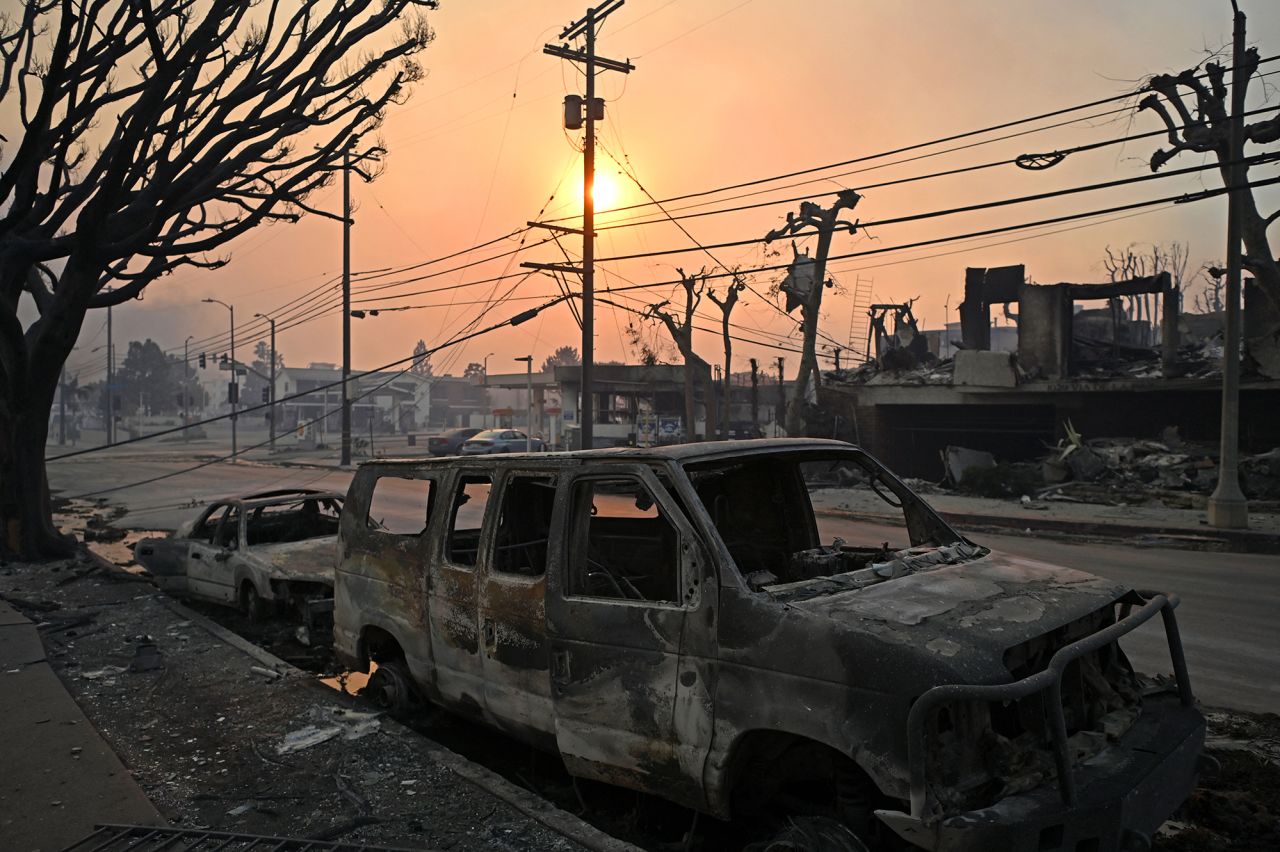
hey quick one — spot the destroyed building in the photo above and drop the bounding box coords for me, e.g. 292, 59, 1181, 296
821, 265, 1280, 482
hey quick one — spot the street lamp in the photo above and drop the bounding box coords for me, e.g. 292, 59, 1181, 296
202, 298, 237, 459
482, 353, 495, 427
515, 355, 533, 452
254, 312, 278, 451
183, 335, 194, 441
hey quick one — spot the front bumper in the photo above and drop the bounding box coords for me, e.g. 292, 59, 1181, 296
876, 693, 1203, 851
876, 590, 1202, 851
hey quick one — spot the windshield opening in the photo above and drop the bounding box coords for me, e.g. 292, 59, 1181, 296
683, 450, 970, 590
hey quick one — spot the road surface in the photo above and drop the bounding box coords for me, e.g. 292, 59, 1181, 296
47, 452, 1280, 714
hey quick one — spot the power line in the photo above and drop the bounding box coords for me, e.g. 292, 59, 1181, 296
544, 54, 1279, 223
592, 172, 1280, 294
587, 152, 1279, 265
588, 100, 1280, 234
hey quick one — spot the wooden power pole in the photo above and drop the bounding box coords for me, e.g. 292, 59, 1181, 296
529, 1, 633, 450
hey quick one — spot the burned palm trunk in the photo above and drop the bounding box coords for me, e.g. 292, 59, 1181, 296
708, 277, 745, 439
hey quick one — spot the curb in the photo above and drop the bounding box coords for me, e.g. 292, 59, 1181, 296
815, 508, 1280, 554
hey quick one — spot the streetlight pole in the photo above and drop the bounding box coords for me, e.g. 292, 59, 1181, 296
202, 298, 237, 460
255, 313, 277, 452
515, 355, 533, 452
183, 335, 193, 441
483, 352, 494, 427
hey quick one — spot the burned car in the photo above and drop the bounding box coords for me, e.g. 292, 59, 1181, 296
333, 440, 1202, 850
137, 488, 343, 622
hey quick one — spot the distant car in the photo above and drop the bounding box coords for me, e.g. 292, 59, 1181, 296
725, 421, 766, 440
426, 427, 482, 456
459, 429, 544, 454
135, 489, 343, 623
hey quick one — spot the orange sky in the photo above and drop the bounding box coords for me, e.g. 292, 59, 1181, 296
62, 0, 1280, 383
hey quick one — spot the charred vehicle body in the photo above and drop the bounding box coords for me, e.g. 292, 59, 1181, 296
137, 489, 343, 622
333, 440, 1202, 850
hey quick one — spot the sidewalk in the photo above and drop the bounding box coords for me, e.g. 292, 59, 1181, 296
0, 597, 162, 851
811, 488, 1280, 553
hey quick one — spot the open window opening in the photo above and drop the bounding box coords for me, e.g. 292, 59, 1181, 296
684, 451, 973, 593
366, 476, 435, 536
214, 506, 241, 550
246, 497, 343, 545
492, 475, 556, 577
446, 475, 492, 567
567, 477, 680, 603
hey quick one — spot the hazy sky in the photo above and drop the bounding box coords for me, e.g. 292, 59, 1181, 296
58, 0, 1280, 383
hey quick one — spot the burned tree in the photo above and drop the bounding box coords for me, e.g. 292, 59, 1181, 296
0, 0, 437, 557
764, 190, 861, 435
706, 275, 745, 438
1138, 26, 1280, 373
645, 268, 717, 441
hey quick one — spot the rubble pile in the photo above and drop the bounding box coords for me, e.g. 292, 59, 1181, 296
826, 357, 954, 386
947, 428, 1280, 508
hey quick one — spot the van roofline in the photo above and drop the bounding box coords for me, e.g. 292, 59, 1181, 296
358, 438, 860, 468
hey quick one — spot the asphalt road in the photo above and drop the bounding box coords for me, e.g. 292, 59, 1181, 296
47, 453, 1279, 714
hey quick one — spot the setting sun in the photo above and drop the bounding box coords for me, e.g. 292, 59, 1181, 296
577, 169, 624, 212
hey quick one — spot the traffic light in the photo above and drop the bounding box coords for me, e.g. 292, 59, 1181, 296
220, 353, 228, 366
228, 381, 238, 404
261, 387, 270, 403
198, 352, 206, 369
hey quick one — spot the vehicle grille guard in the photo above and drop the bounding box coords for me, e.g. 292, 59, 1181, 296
904, 590, 1194, 820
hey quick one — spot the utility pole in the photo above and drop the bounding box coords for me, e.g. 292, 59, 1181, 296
775, 357, 785, 438
534, 1, 633, 451
749, 357, 760, 432
256, 314, 277, 451
765, 191, 862, 435
183, 335, 193, 441
341, 143, 352, 467
1208, 4, 1250, 529
337, 141, 384, 465
106, 300, 113, 447
516, 355, 533, 451
58, 366, 66, 445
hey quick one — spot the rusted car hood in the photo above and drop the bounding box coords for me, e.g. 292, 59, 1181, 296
248, 537, 338, 582
779, 550, 1126, 678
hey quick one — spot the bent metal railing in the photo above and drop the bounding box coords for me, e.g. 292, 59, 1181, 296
905, 590, 1194, 820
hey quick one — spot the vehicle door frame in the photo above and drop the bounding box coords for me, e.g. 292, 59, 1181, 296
428, 463, 500, 717
341, 465, 442, 694
544, 462, 713, 804
186, 501, 240, 604
476, 463, 564, 749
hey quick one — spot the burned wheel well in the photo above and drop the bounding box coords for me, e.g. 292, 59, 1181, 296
361, 625, 406, 666
726, 731, 889, 841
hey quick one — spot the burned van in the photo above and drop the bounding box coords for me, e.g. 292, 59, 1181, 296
334, 439, 1202, 850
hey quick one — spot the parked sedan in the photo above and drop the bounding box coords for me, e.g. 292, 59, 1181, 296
135, 489, 343, 623
426, 427, 481, 456
459, 429, 544, 454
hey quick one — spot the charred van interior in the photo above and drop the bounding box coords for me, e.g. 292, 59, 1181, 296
685, 449, 976, 592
